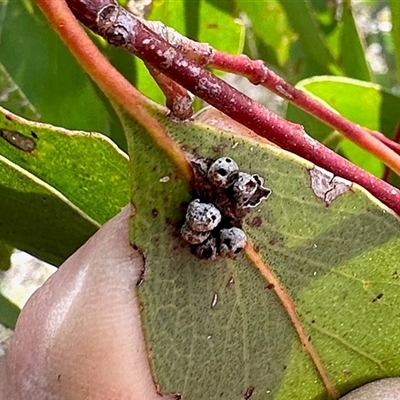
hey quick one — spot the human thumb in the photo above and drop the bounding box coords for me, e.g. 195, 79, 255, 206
1, 205, 174, 400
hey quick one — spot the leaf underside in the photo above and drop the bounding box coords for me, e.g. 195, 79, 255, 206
124, 106, 400, 400
0, 107, 129, 265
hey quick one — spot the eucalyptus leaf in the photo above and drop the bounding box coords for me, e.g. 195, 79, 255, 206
0, 0, 122, 142
0, 154, 99, 266
236, 0, 293, 70
123, 104, 400, 399
0, 106, 129, 265
148, 0, 244, 55
278, 0, 339, 75
0, 62, 39, 121
286, 76, 400, 178
0, 293, 19, 329
0, 241, 12, 271
388, 0, 400, 84
338, 0, 371, 81
0, 106, 129, 225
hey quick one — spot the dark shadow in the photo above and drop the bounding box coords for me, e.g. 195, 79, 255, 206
378, 89, 400, 140
184, 0, 201, 41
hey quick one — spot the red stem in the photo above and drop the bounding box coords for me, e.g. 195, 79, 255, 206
146, 65, 194, 120
64, 0, 400, 215
34, 0, 192, 181
382, 124, 400, 181
371, 131, 400, 154
210, 52, 400, 176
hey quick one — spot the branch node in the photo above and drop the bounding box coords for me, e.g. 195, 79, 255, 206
97, 4, 136, 47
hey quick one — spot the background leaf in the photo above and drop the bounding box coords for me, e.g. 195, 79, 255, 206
0, 106, 130, 265
236, 0, 294, 71
277, 0, 340, 76
338, 0, 371, 81
236, 1, 376, 85
0, 241, 12, 271
389, 0, 400, 83
148, 0, 244, 54
0, 106, 129, 224
123, 105, 400, 399
285, 76, 400, 180
0, 61, 40, 121
0, 293, 19, 329
0, 0, 124, 142
0, 154, 98, 266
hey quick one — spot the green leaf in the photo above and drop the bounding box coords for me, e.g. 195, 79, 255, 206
338, 0, 371, 81
236, 0, 294, 70
0, 154, 99, 266
286, 76, 400, 178
389, 0, 400, 83
0, 106, 130, 264
277, 0, 340, 75
0, 293, 19, 329
238, 0, 356, 81
0, 61, 40, 121
0, 106, 129, 224
0, 241, 12, 271
148, 0, 244, 55
0, 0, 125, 147
124, 105, 400, 399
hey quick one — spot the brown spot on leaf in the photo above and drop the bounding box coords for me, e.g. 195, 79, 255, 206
309, 166, 351, 205
5, 114, 12, 121
165, 217, 173, 227
212, 144, 226, 154
372, 293, 383, 302
31, 130, 38, 139
0, 129, 36, 152
152, 208, 159, 218
266, 283, 274, 290
244, 386, 254, 399
249, 216, 262, 227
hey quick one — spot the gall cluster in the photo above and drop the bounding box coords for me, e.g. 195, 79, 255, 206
181, 157, 271, 260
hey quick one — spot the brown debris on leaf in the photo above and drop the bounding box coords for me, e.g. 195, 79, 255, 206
310, 166, 352, 206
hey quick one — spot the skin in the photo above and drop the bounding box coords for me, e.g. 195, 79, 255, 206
341, 378, 400, 400
0, 206, 174, 400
